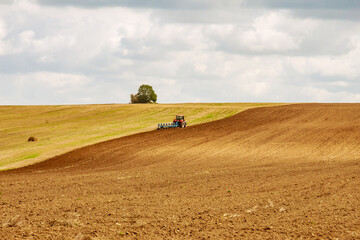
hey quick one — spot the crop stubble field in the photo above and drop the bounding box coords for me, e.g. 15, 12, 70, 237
0, 103, 359, 239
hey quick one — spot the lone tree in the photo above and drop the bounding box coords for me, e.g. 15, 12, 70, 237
130, 84, 157, 103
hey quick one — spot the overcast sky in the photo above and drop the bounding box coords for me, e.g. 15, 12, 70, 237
1, 0, 360, 104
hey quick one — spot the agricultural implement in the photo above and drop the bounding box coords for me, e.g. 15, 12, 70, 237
158, 115, 187, 130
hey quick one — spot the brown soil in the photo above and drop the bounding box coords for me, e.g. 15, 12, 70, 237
1, 103, 359, 239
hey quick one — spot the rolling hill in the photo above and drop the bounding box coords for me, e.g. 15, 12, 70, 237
1, 103, 359, 239
0, 103, 281, 170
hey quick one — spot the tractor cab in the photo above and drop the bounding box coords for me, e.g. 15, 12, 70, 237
175, 115, 184, 121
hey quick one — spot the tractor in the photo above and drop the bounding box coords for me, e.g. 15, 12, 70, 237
173, 115, 187, 128
158, 115, 187, 129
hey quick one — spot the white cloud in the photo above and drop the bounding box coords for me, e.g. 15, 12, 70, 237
0, 2, 151, 65
328, 81, 348, 87
0, 20, 6, 55
33, 0, 360, 11
18, 72, 91, 89
305, 87, 360, 103
286, 37, 360, 79
13, 0, 40, 12
241, 12, 301, 51
15, 30, 76, 56
0, 20, 6, 39
0, 71, 94, 104
0, 19, 13, 55
206, 11, 318, 54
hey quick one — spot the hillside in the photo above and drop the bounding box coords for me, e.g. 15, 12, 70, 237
1, 103, 359, 239
0, 103, 281, 170
11, 103, 360, 173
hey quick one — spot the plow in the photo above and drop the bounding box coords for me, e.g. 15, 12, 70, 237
158, 115, 187, 130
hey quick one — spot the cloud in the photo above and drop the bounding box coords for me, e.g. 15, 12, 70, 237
19, 72, 91, 89
305, 87, 360, 103
287, 37, 360, 79
207, 11, 358, 57
204, 13, 304, 54
0, 20, 7, 55
0, 1, 151, 68
0, 72, 92, 104
239, 12, 303, 51
30, 0, 360, 10
257, 0, 360, 9
0, 0, 12, 4
328, 81, 348, 87
1, 0, 360, 104
35, 0, 246, 10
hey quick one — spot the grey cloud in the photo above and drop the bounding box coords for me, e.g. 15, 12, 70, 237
35, 0, 360, 23
37, 0, 233, 10
0, 0, 12, 5
0, 53, 90, 75
254, 0, 360, 9
36, 0, 360, 9
292, 9, 360, 20
212, 24, 355, 57
153, 9, 264, 24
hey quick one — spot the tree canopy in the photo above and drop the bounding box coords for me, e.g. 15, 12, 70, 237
130, 84, 157, 103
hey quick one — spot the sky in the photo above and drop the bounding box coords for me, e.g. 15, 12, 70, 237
1, 0, 360, 104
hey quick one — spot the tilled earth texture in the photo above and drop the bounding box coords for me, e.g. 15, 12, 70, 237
1, 103, 359, 240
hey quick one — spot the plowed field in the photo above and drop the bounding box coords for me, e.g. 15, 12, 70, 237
1, 104, 359, 239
